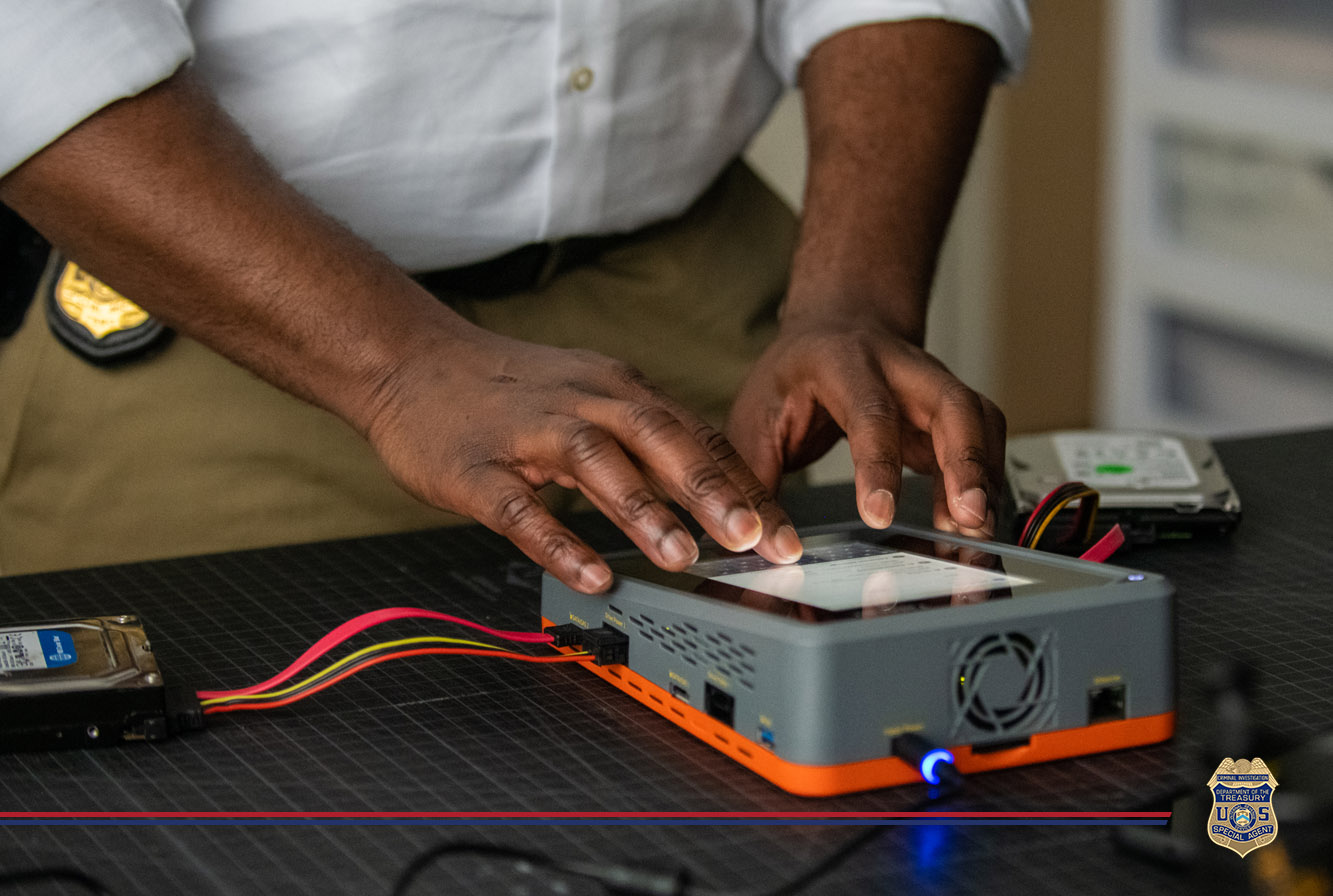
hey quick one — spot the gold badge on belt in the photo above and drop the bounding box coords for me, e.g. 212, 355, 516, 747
45, 256, 171, 364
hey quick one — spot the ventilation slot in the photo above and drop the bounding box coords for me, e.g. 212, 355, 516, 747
626, 617, 759, 690
950, 630, 1056, 738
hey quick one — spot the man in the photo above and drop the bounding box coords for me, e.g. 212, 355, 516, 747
0, 2, 1025, 592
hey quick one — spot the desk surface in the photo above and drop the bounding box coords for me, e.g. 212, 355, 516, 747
2, 429, 1331, 895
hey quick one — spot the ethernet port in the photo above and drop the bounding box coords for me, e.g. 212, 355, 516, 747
704, 683, 735, 729
1088, 684, 1127, 724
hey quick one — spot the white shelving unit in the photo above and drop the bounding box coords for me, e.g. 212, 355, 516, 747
1099, 0, 1333, 436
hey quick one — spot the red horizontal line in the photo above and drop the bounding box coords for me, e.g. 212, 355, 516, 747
1, 812, 1171, 820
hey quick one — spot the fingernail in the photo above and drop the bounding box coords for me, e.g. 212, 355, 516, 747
773, 525, 803, 563
578, 563, 612, 592
956, 488, 988, 527
723, 508, 763, 551
863, 489, 896, 529
660, 529, 699, 568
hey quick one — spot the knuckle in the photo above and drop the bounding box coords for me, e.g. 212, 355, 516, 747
681, 462, 730, 499
860, 456, 902, 476
561, 421, 615, 468
607, 359, 650, 389
616, 488, 661, 524
848, 397, 898, 439
954, 445, 991, 477
937, 379, 983, 414
748, 486, 782, 516
855, 397, 897, 426
624, 403, 680, 442
693, 423, 734, 459
537, 530, 580, 566
494, 489, 546, 534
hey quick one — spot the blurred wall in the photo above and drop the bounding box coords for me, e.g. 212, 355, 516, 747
989, 0, 1107, 436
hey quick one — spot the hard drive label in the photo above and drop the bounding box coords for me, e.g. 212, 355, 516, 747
1053, 434, 1199, 489
0, 630, 78, 671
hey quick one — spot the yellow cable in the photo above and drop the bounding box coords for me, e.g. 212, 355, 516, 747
200, 635, 506, 706
1029, 489, 1099, 549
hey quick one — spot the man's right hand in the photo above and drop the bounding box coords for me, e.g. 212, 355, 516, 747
364, 321, 803, 592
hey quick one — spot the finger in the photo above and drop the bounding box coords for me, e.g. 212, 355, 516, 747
930, 472, 959, 535
928, 380, 1000, 538
547, 418, 701, 570
813, 357, 904, 530
930, 461, 995, 541
580, 394, 784, 559
467, 464, 612, 594
979, 394, 1007, 518
625, 378, 799, 564
691, 414, 803, 565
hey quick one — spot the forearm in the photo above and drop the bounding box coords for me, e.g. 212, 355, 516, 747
1, 68, 801, 589
726, 20, 1006, 533
0, 68, 460, 436
787, 19, 1000, 344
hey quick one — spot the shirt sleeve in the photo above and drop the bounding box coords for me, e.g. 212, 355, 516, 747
760, 0, 1031, 86
0, 1, 194, 177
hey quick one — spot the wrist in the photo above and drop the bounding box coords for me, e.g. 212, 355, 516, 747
780, 273, 928, 347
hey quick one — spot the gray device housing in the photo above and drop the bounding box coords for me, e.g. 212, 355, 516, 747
540, 522, 1174, 767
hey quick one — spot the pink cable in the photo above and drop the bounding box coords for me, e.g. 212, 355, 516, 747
196, 606, 553, 699
1079, 525, 1126, 563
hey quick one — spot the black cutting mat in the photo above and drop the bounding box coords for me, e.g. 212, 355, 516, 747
1, 429, 1330, 895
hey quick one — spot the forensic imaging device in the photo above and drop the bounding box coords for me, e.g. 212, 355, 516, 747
541, 522, 1174, 796
1006, 430, 1241, 543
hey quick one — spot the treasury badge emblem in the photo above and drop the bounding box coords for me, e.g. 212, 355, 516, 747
45, 256, 171, 364
1207, 757, 1278, 857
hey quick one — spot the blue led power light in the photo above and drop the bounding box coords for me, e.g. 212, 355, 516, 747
920, 748, 955, 785
891, 733, 961, 787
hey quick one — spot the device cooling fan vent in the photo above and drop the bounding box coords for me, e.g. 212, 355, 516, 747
626, 614, 757, 690
950, 630, 1057, 738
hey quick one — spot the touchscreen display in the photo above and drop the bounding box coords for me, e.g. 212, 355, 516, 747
608, 527, 1117, 623
689, 542, 1033, 613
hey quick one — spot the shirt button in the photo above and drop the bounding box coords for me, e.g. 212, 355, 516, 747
569, 66, 595, 92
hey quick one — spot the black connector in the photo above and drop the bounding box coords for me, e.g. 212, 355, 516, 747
164, 685, 205, 735
544, 623, 585, 648
579, 626, 629, 666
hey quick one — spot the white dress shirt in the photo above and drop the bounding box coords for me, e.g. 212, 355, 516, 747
1, 1, 1028, 271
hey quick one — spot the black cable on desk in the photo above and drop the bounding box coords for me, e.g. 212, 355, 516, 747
390, 778, 962, 896
0, 867, 120, 896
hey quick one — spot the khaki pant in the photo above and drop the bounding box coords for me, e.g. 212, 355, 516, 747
0, 163, 797, 575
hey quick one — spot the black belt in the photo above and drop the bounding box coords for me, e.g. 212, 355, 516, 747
414, 234, 621, 299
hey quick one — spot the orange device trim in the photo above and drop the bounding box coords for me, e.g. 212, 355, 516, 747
544, 618, 1175, 797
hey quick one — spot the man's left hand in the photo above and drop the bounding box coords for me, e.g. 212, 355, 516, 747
726, 309, 1005, 538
